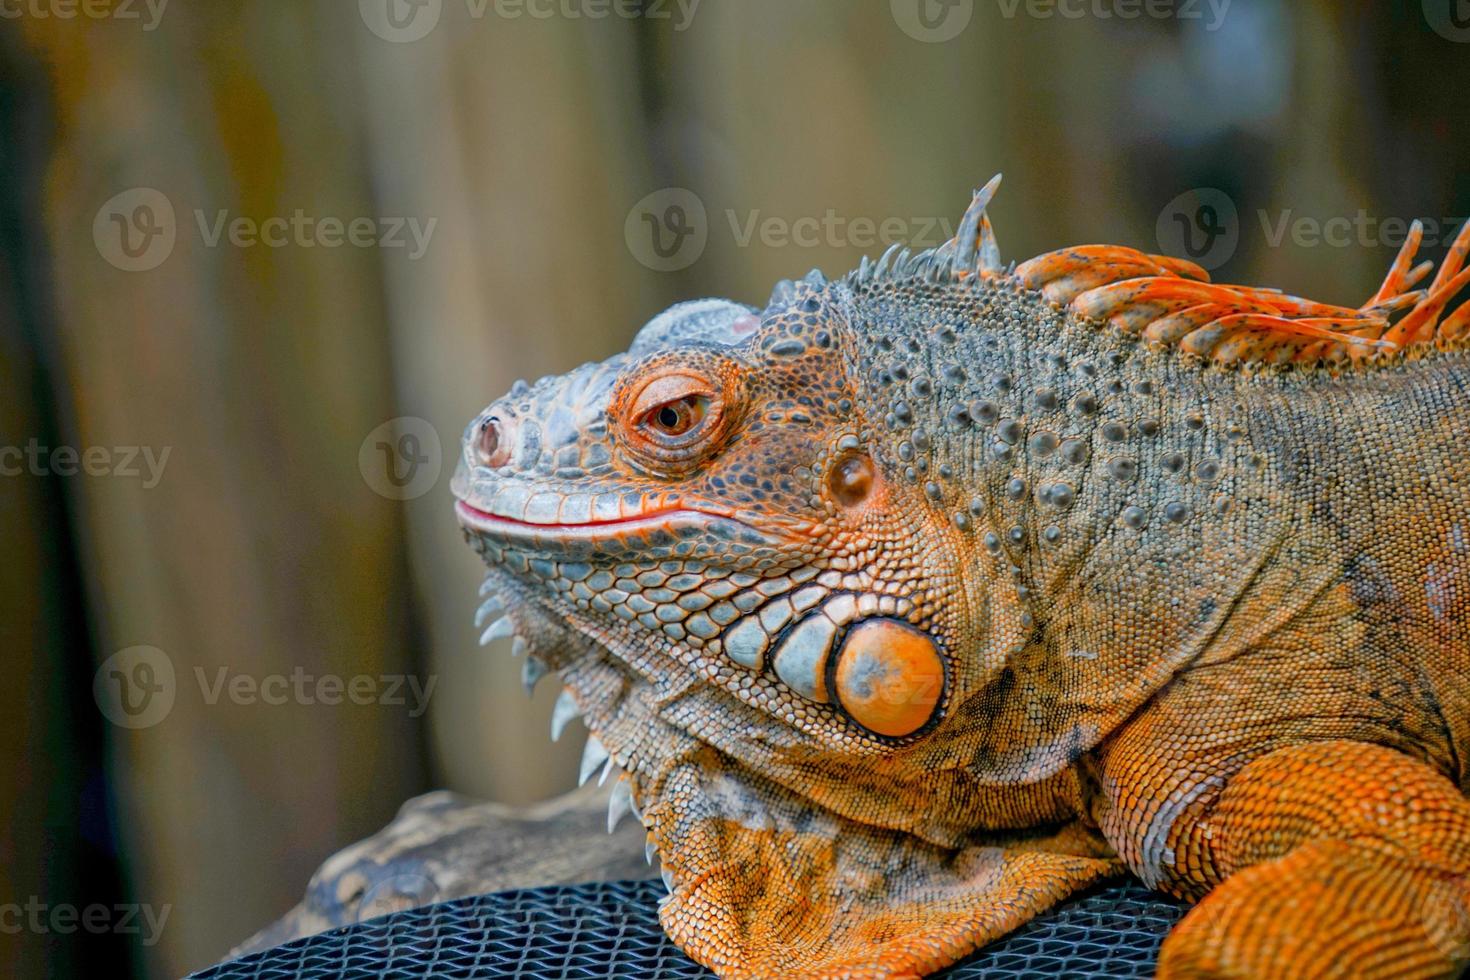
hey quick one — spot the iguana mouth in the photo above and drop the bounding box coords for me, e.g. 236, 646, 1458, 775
455, 499, 749, 541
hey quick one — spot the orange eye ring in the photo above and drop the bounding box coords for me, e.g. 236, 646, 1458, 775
642, 393, 710, 438
614, 360, 743, 475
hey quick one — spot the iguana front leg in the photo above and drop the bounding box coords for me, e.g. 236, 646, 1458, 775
1100, 735, 1470, 978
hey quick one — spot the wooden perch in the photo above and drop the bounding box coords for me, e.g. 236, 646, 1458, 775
230, 783, 656, 959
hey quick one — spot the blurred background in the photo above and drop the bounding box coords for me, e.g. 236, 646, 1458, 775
2, 0, 1467, 976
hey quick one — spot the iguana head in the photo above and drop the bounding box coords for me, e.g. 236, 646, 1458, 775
455, 284, 965, 740
451, 182, 1118, 976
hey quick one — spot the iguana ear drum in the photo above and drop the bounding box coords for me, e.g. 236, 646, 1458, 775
833, 619, 945, 737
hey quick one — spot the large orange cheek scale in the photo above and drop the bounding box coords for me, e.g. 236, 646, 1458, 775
833, 618, 946, 738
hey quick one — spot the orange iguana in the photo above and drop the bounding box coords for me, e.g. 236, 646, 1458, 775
452, 176, 1470, 978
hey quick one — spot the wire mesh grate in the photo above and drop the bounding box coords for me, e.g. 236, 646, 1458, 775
193, 878, 1185, 979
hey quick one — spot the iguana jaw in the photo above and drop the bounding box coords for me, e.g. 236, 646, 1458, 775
455, 499, 769, 544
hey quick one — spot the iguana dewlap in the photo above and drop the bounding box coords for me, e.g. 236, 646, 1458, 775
453, 176, 1470, 979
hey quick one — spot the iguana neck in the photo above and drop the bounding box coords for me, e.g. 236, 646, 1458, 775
841, 275, 1378, 780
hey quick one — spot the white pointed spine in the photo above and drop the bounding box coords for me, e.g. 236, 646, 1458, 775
550, 689, 580, 742
606, 779, 633, 833
473, 595, 505, 628
479, 618, 514, 646
578, 736, 609, 786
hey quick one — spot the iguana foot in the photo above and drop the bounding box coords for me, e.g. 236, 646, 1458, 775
1143, 741, 1470, 979
1158, 840, 1469, 978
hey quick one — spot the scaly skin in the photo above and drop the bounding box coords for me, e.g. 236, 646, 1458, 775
453, 178, 1470, 978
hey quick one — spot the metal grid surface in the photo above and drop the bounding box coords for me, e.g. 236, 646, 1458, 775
194, 878, 1186, 979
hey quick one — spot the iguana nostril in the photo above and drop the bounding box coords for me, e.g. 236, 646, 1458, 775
475, 416, 512, 468
829, 454, 874, 507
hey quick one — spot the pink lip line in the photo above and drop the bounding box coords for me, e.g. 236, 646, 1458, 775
455, 500, 736, 538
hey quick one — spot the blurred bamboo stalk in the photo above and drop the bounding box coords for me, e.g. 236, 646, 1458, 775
349, 0, 667, 805
24, 5, 428, 973
0, 29, 101, 978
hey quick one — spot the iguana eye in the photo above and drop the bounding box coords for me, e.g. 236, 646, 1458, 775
631, 374, 716, 446
828, 454, 874, 507
645, 394, 709, 437
616, 365, 741, 475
